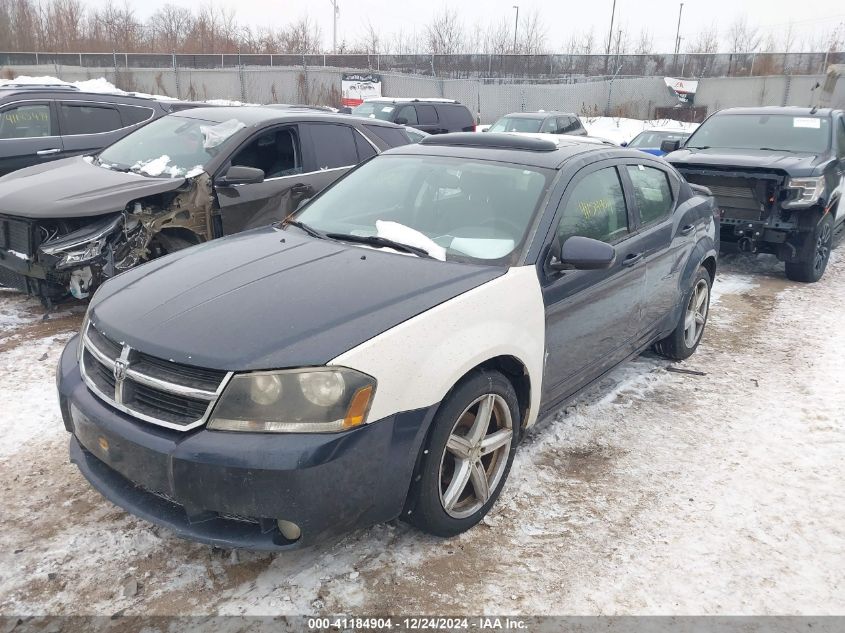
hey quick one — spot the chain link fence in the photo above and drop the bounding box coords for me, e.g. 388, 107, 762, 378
1, 61, 841, 123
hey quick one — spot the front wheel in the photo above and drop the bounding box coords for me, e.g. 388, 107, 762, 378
407, 371, 521, 537
785, 212, 833, 283
654, 266, 711, 361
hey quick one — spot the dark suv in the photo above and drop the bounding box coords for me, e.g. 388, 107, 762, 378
0, 84, 203, 176
350, 98, 475, 134
665, 106, 845, 282
0, 107, 411, 301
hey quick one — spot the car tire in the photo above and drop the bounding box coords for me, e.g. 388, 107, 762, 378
407, 370, 521, 538
654, 266, 712, 361
785, 212, 833, 283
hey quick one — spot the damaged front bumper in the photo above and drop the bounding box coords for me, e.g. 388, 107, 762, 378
0, 212, 145, 300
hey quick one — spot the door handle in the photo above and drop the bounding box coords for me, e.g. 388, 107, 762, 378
36, 148, 61, 156
621, 252, 644, 267
680, 224, 695, 235
290, 183, 312, 196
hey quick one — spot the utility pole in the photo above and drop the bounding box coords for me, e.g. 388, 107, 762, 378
328, 0, 339, 53
606, 0, 617, 56
512, 5, 519, 54
674, 2, 684, 57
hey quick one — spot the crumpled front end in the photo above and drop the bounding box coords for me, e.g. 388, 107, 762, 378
0, 173, 213, 301
677, 167, 823, 261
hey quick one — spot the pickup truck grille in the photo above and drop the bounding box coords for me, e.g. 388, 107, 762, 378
0, 216, 34, 256
680, 173, 771, 222
79, 322, 231, 431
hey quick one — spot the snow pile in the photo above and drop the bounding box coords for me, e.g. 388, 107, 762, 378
583, 117, 698, 145
0, 75, 177, 101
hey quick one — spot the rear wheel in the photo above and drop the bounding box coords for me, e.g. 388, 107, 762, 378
785, 213, 833, 283
407, 371, 520, 537
654, 266, 711, 361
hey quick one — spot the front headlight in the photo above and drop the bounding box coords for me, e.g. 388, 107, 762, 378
207, 367, 376, 433
783, 176, 826, 208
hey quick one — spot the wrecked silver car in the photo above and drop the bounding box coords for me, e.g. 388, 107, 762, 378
0, 106, 411, 302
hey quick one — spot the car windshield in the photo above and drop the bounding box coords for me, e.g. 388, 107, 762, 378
293, 155, 553, 265
488, 117, 543, 133
684, 114, 830, 154
351, 102, 396, 120
97, 115, 243, 177
628, 130, 690, 148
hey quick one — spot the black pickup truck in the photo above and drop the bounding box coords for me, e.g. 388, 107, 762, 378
664, 106, 845, 282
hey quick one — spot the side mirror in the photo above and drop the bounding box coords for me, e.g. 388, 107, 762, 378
547, 235, 616, 273
395, 117, 408, 125
660, 139, 681, 154
620, 141, 628, 147
216, 165, 265, 186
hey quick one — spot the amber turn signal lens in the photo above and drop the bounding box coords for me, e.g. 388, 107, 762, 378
343, 385, 374, 429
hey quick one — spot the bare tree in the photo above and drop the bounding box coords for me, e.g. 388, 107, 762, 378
359, 19, 381, 55
634, 28, 653, 55
726, 15, 761, 54
517, 9, 547, 56
424, 7, 465, 55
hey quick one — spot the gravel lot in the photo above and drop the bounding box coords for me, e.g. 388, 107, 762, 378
0, 251, 843, 618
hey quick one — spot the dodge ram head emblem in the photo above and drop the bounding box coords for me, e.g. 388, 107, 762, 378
113, 345, 132, 403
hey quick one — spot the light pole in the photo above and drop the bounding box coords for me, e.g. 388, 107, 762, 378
512, 5, 519, 54
674, 2, 684, 67
606, 0, 617, 56
328, 0, 339, 54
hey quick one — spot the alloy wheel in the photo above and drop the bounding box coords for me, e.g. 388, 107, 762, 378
814, 221, 833, 275
438, 393, 514, 519
683, 279, 709, 348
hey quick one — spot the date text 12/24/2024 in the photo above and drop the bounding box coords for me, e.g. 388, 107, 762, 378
308, 617, 529, 630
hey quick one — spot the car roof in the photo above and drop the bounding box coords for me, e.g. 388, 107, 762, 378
383, 132, 631, 169
174, 106, 404, 128
714, 106, 840, 118
362, 97, 462, 105
499, 111, 576, 119
0, 84, 156, 102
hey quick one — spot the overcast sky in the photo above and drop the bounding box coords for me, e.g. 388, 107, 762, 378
130, 0, 845, 52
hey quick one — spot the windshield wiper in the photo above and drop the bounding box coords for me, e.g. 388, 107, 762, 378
282, 219, 327, 240
325, 232, 434, 259
758, 147, 799, 153
686, 146, 710, 150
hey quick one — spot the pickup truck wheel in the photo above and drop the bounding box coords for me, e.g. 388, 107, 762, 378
654, 266, 711, 361
785, 213, 833, 283
407, 371, 520, 537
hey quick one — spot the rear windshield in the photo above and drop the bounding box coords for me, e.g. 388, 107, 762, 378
685, 114, 830, 154
489, 117, 542, 133
351, 102, 395, 121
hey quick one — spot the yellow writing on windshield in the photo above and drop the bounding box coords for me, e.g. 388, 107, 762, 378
3, 110, 48, 124
578, 198, 611, 219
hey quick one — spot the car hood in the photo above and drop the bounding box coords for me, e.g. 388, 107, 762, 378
666, 147, 825, 177
0, 156, 187, 219
89, 227, 504, 370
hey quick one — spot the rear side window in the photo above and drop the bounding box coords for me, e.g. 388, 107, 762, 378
309, 123, 359, 169
119, 105, 155, 126
559, 116, 582, 134
0, 104, 53, 138
59, 104, 122, 135
440, 104, 473, 129
540, 117, 560, 133
363, 124, 412, 148
837, 119, 845, 159
417, 104, 438, 125
353, 130, 377, 161
557, 167, 629, 244
625, 165, 674, 226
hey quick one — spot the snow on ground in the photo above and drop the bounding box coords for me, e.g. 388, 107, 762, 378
583, 117, 698, 145
0, 75, 178, 101
1, 249, 843, 618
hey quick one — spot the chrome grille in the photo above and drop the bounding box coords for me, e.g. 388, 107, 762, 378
79, 322, 232, 431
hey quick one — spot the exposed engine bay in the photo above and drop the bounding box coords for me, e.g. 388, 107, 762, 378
0, 173, 213, 302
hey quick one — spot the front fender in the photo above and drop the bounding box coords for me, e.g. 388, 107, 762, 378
329, 266, 546, 429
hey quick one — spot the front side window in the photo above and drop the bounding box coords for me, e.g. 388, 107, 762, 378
60, 103, 122, 135
417, 104, 438, 125
0, 104, 52, 139
685, 114, 830, 154
557, 167, 629, 244
488, 116, 543, 133
396, 106, 418, 125
232, 127, 301, 177
295, 155, 553, 265
625, 165, 674, 226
